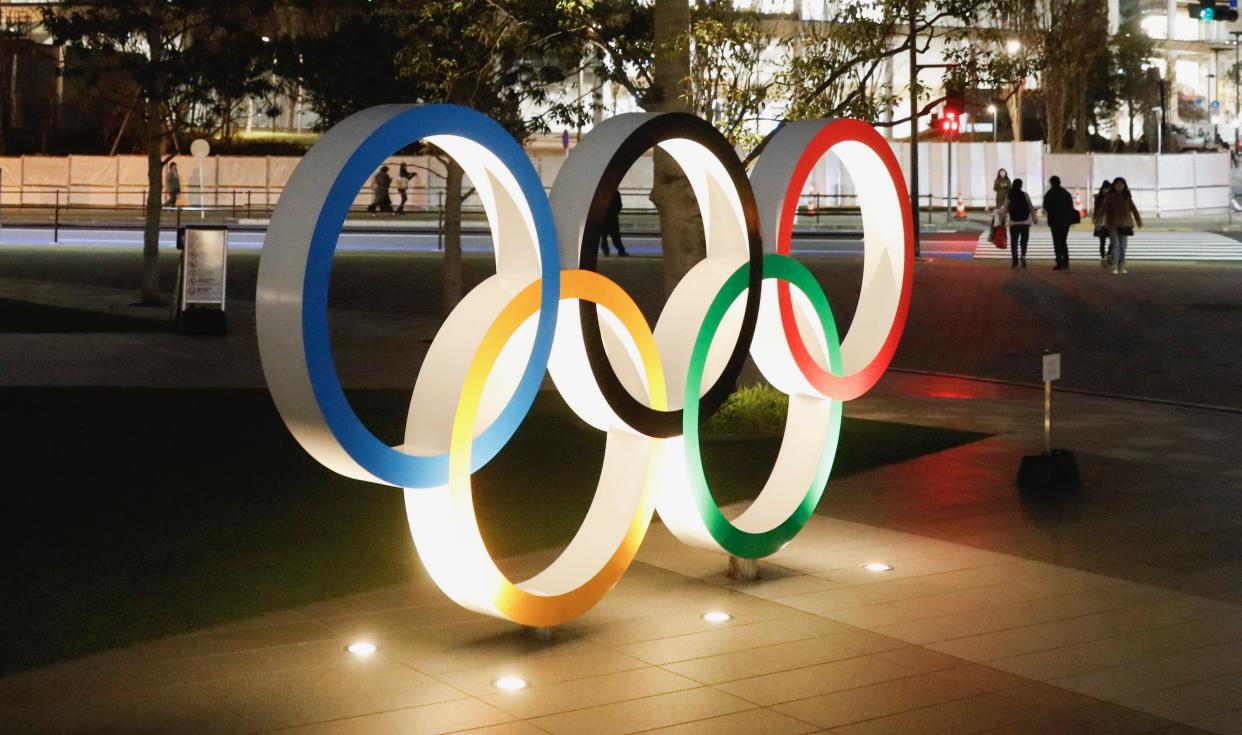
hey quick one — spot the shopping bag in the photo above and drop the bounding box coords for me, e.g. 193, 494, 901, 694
990, 223, 1007, 249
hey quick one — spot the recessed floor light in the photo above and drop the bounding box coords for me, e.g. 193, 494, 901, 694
346, 641, 378, 657
862, 562, 894, 572
702, 611, 733, 623
493, 675, 528, 691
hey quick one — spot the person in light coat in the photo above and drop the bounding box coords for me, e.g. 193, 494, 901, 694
1096, 176, 1143, 274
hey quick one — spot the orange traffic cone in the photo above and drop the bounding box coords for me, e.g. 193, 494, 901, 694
955, 192, 967, 218
1075, 189, 1087, 218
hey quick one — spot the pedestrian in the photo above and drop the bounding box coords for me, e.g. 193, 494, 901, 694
395, 164, 414, 214
164, 162, 181, 208
993, 168, 1011, 208
1099, 176, 1142, 275
999, 178, 1036, 268
1042, 175, 1077, 271
599, 190, 628, 257
1093, 180, 1113, 265
367, 166, 393, 213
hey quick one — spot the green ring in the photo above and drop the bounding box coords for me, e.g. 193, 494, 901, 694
683, 253, 844, 558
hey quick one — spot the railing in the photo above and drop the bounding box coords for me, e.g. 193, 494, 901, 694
0, 184, 966, 245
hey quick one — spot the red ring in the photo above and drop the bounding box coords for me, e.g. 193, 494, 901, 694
775, 119, 915, 400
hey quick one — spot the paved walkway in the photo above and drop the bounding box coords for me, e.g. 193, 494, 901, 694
3, 250, 1242, 733
3, 372, 1240, 734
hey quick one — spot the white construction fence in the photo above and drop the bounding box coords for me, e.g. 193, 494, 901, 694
0, 143, 1231, 218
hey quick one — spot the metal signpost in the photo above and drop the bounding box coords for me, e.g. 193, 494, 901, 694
1018, 350, 1079, 489
1042, 351, 1061, 453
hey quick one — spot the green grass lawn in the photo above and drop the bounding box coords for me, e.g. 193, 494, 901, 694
0, 386, 986, 675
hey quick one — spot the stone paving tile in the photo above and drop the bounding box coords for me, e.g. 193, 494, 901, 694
615, 619, 812, 666
772, 672, 980, 730
128, 618, 340, 662
453, 724, 549, 735
1192, 709, 1242, 735
820, 691, 1036, 735
435, 647, 649, 697
477, 667, 698, 719
955, 597, 1239, 662
1118, 682, 1242, 723
713, 654, 917, 706
262, 698, 514, 735
987, 611, 1242, 681
626, 707, 816, 734
661, 635, 874, 685
527, 687, 754, 735
195, 659, 466, 731
1048, 640, 1242, 702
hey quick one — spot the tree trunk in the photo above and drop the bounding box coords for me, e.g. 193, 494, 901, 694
140, 1, 164, 306
1073, 84, 1090, 153
441, 157, 464, 317
650, 0, 704, 296
1045, 82, 1066, 153
1007, 85, 1024, 143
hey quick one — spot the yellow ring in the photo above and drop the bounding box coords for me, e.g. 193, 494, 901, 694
404, 269, 666, 627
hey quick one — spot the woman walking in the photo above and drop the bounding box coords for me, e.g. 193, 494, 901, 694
1000, 178, 1037, 268
993, 168, 1012, 208
1099, 177, 1142, 274
395, 164, 413, 214
1093, 180, 1113, 265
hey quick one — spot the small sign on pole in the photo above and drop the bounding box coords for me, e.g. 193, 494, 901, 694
1042, 352, 1061, 383
1018, 350, 1079, 489
174, 225, 228, 334
1041, 351, 1060, 453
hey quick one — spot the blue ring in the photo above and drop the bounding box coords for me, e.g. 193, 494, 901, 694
302, 105, 560, 488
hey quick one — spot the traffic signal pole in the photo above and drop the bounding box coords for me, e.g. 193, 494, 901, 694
909, 0, 920, 257
946, 134, 953, 220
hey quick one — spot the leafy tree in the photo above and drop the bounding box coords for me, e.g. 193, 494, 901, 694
974, 0, 1046, 142
282, 0, 583, 313
1109, 18, 1157, 146
42, 1, 274, 305
1037, 0, 1110, 152
566, 0, 1046, 286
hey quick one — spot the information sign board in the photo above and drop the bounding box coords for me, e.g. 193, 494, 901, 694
181, 227, 227, 308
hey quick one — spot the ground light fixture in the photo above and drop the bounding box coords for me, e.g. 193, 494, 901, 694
346, 641, 378, 657
493, 676, 528, 691
862, 562, 894, 572
702, 611, 733, 623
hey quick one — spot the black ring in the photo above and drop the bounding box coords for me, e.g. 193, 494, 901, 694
578, 113, 764, 438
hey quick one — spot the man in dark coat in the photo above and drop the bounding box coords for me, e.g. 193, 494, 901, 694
1042, 175, 1077, 270
600, 190, 628, 256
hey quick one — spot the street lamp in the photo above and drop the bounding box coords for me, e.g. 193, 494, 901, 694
987, 104, 997, 143
1006, 39, 1022, 55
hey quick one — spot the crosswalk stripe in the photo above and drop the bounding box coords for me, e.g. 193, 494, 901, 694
974, 231, 1242, 260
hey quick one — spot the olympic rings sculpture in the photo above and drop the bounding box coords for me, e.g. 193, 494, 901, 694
257, 104, 914, 627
